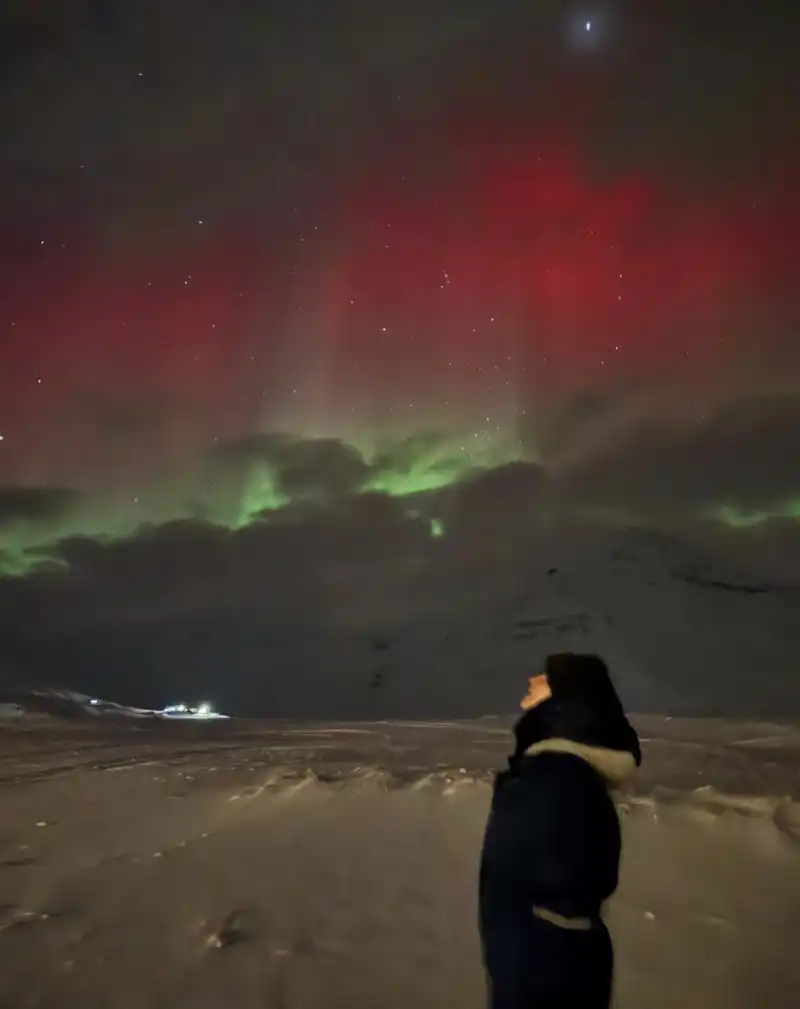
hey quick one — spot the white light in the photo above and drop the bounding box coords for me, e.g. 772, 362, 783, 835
585, 20, 592, 32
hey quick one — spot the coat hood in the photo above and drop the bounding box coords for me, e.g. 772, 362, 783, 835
511, 653, 641, 772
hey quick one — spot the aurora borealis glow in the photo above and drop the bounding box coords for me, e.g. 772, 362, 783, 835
0, 1, 799, 583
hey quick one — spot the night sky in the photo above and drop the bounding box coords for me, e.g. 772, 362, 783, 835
1, 1, 799, 604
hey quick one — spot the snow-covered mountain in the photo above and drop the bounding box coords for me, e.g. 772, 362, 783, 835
1, 524, 797, 719
0, 685, 160, 722
347, 525, 800, 719
489, 527, 797, 706
0, 685, 234, 723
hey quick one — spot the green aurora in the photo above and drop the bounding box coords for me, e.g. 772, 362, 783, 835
1, 432, 798, 580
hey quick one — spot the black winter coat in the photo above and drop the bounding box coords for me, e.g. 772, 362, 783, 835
479, 734, 638, 1008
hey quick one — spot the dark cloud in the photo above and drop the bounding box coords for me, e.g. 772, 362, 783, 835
209, 433, 370, 504
273, 438, 370, 501
208, 430, 513, 516
0, 497, 433, 647
2, 396, 798, 588
530, 388, 624, 463
333, 490, 417, 532
560, 394, 800, 516
0, 487, 80, 530
442, 462, 548, 534
0, 455, 544, 654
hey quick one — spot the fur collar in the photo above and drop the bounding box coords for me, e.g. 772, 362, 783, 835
524, 737, 637, 785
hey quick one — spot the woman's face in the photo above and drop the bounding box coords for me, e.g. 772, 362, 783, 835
520, 673, 552, 710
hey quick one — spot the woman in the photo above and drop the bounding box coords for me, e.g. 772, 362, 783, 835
479, 652, 641, 1009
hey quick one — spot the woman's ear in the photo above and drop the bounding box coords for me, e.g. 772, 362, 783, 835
520, 673, 552, 710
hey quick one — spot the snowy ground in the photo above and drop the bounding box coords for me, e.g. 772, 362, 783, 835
1, 716, 799, 1008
